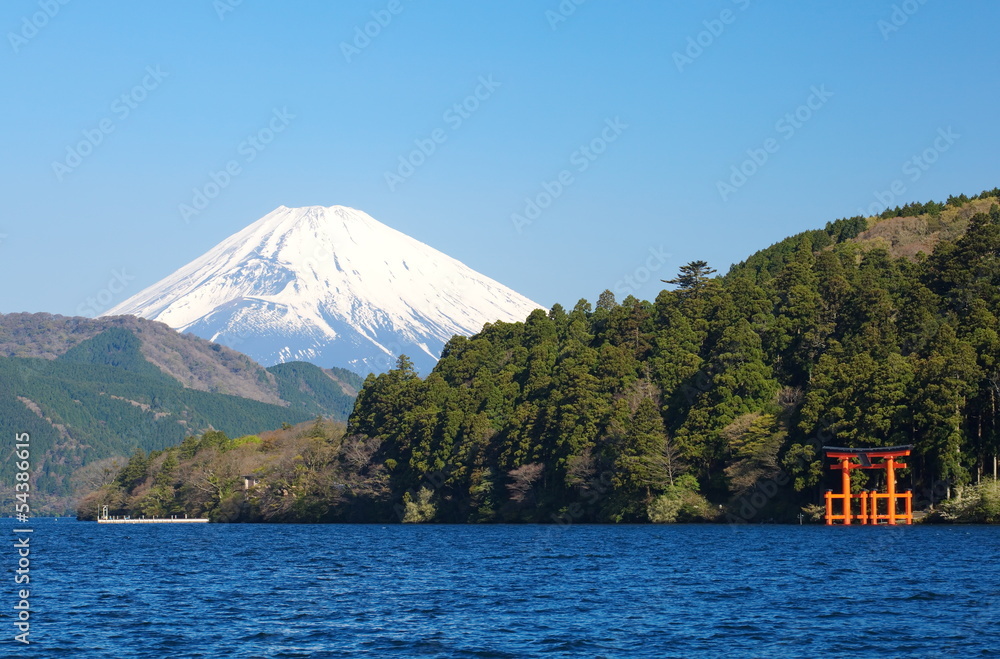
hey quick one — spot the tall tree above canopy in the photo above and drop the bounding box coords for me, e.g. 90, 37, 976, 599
596, 289, 618, 311
663, 260, 718, 296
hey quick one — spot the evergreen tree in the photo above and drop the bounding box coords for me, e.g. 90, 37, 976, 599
912, 325, 981, 492
596, 289, 618, 311
613, 397, 671, 509
663, 260, 717, 296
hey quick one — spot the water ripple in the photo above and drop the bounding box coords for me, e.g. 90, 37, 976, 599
6, 520, 999, 657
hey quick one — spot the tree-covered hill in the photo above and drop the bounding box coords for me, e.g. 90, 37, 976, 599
344, 188, 1000, 523
0, 312, 362, 406
730, 189, 999, 280
0, 322, 361, 514
76, 418, 389, 524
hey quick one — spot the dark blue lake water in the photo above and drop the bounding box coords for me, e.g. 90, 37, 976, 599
2, 520, 998, 657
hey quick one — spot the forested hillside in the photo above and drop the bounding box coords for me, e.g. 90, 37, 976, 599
0, 324, 361, 514
0, 312, 362, 405
344, 188, 1000, 523
76, 418, 388, 523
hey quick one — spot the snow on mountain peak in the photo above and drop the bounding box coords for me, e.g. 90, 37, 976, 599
104, 205, 543, 373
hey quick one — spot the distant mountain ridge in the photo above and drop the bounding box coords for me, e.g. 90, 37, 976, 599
104, 205, 543, 374
0, 312, 362, 404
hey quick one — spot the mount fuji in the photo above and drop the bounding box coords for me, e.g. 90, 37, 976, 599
104, 205, 543, 374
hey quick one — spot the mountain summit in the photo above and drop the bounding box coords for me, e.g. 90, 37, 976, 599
105, 205, 542, 373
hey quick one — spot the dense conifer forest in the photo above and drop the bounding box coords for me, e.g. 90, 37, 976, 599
82, 189, 1000, 524
346, 189, 1000, 523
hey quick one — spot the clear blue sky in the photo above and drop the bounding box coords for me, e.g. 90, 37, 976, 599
2, 1, 997, 316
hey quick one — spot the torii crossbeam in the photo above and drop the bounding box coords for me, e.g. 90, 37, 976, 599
822, 445, 914, 525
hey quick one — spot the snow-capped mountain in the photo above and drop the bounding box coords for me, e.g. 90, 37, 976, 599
104, 205, 542, 374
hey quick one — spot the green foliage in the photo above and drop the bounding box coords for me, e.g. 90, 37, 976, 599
0, 337, 316, 508
267, 361, 359, 418
879, 199, 945, 220
77, 418, 392, 523
937, 479, 1000, 523
402, 486, 437, 523
115, 449, 149, 493
663, 260, 718, 296
723, 413, 786, 497
231, 434, 262, 449
648, 474, 714, 523
59, 327, 174, 383
596, 289, 618, 311
0, 319, 364, 513
729, 215, 867, 282
325, 365, 366, 392
343, 188, 1000, 522
72, 188, 1000, 524
307, 415, 326, 439
198, 430, 231, 452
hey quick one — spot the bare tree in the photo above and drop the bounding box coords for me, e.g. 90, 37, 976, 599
566, 449, 597, 490
507, 462, 544, 504
71, 456, 127, 494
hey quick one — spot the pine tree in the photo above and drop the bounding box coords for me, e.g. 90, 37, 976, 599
912, 325, 981, 493
662, 260, 717, 296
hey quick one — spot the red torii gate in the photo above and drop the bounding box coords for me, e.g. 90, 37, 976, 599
823, 445, 914, 525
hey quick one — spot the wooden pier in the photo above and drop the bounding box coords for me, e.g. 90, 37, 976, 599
98, 506, 208, 524
98, 517, 209, 524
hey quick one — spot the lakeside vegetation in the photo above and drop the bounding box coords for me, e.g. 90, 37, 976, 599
0, 323, 362, 514
77, 418, 388, 522
79, 188, 1000, 523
